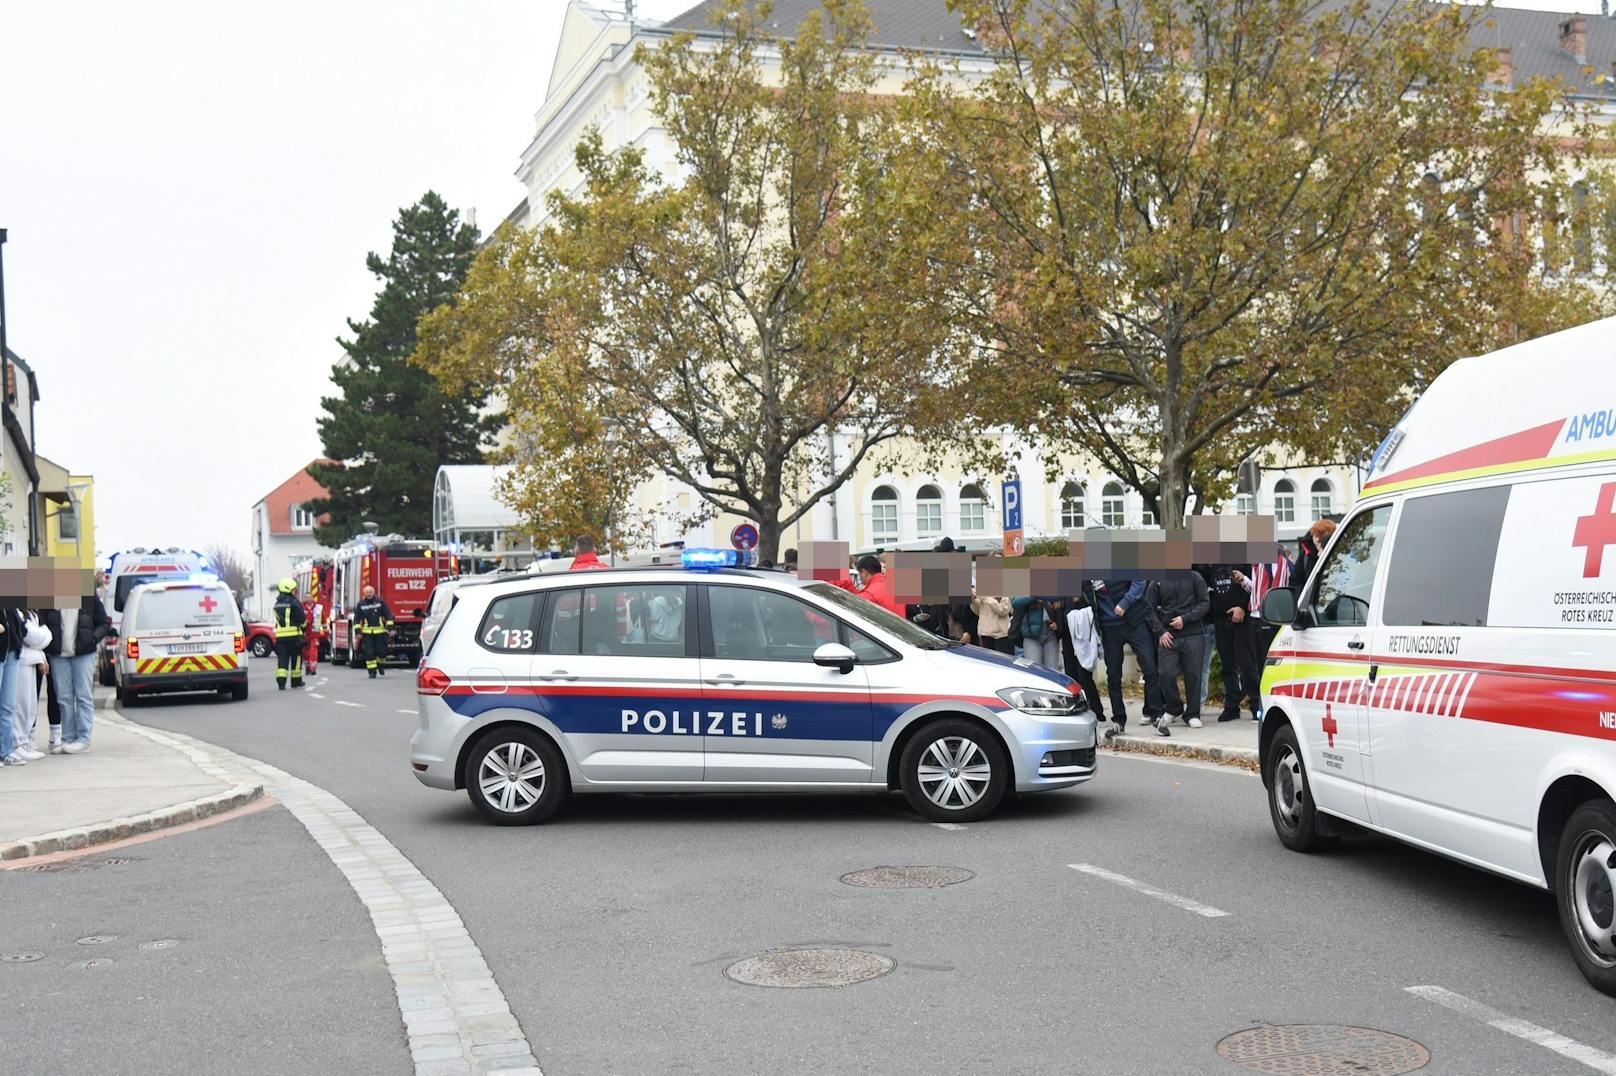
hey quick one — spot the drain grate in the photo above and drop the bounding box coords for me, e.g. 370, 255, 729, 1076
1216, 1025, 1430, 1075
16, 856, 139, 875
724, 948, 895, 988
840, 866, 975, 889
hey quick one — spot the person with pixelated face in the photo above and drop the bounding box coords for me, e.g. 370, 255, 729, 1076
39, 563, 112, 753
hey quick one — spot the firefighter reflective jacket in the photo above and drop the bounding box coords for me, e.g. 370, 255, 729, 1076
273, 592, 307, 638
354, 596, 394, 635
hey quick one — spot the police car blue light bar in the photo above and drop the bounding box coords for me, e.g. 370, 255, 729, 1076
682, 548, 739, 571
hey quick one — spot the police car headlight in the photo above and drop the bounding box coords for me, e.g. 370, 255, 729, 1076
996, 687, 1079, 716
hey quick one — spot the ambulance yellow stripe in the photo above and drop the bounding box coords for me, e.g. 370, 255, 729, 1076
1364, 444, 1616, 495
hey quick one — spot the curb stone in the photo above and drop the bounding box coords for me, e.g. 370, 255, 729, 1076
0, 783, 265, 861
1, 689, 265, 861
1102, 735, 1260, 772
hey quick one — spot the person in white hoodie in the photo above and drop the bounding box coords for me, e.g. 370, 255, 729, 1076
11, 611, 51, 760
1062, 589, 1107, 724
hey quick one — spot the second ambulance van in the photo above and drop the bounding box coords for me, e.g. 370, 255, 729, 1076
1260, 315, 1616, 997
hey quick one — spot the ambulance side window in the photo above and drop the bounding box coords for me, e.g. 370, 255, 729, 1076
1382, 486, 1510, 627
477, 592, 543, 654
1311, 505, 1392, 628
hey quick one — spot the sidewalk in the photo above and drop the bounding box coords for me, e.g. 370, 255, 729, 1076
0, 691, 263, 860
1100, 701, 1261, 769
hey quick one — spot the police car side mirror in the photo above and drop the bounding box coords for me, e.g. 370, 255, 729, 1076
813, 642, 856, 674
1261, 588, 1298, 626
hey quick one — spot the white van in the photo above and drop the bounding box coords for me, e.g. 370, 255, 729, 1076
115, 580, 248, 705
1259, 316, 1616, 997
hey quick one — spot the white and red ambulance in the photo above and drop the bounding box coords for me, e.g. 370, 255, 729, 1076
1260, 315, 1616, 997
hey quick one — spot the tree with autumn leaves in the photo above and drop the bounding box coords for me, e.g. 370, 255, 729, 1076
420, 0, 1608, 551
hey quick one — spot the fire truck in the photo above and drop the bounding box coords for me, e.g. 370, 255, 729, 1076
327, 533, 455, 668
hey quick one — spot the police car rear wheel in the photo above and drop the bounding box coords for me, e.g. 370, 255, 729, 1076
1556, 800, 1616, 996
1265, 724, 1335, 853
466, 729, 567, 825
900, 719, 1007, 823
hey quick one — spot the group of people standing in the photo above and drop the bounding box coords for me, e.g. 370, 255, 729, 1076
0, 591, 112, 766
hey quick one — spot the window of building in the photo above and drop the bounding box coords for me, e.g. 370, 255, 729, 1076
290, 503, 315, 531
1382, 487, 1510, 627
1273, 479, 1296, 524
1235, 493, 1255, 516
1141, 506, 1157, 527
959, 484, 986, 533
915, 484, 943, 537
1059, 482, 1085, 530
1310, 478, 1334, 521
870, 485, 899, 541
1101, 482, 1125, 527
57, 505, 78, 540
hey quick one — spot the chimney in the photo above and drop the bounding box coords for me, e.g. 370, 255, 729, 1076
1560, 16, 1588, 65
1491, 46, 1514, 87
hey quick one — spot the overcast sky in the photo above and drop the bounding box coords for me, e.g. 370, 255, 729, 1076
0, 0, 1600, 563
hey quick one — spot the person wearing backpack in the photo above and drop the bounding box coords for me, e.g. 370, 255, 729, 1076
1012, 596, 1059, 669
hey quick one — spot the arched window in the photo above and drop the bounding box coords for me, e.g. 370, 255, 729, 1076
916, 484, 943, 537
1059, 481, 1085, 530
1274, 479, 1296, 524
1310, 478, 1334, 521
959, 484, 986, 533
870, 485, 899, 541
1101, 482, 1125, 528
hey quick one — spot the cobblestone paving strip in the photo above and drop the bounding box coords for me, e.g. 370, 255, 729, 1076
111, 713, 541, 1076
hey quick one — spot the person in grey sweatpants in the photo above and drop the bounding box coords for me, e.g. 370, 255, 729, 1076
1146, 570, 1211, 732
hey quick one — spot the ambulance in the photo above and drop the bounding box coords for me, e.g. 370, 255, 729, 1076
98, 547, 210, 685
1259, 316, 1616, 996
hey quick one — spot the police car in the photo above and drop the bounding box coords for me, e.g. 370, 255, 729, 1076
1259, 316, 1616, 997
410, 550, 1097, 824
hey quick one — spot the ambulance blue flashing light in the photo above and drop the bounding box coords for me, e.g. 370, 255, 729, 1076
682, 548, 739, 571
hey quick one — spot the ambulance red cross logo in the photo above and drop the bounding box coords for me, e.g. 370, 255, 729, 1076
1573, 481, 1616, 578
198, 595, 218, 614
1322, 702, 1338, 748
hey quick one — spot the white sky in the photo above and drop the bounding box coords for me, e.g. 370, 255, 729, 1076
0, 0, 1599, 562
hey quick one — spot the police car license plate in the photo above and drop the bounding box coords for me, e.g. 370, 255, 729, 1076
170, 642, 206, 654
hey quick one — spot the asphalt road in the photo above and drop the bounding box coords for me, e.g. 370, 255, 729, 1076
7, 655, 1613, 1074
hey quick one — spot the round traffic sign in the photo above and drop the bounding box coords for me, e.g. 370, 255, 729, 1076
731, 523, 759, 551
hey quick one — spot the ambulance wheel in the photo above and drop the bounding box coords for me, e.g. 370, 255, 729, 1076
249, 636, 273, 658
230, 681, 249, 702
1555, 799, 1616, 998
466, 727, 569, 825
1265, 723, 1337, 852
899, 718, 1008, 823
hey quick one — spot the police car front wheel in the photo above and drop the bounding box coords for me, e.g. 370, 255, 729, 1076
465, 728, 569, 825
899, 719, 1009, 823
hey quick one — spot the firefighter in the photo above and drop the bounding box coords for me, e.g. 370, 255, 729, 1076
303, 587, 325, 675
272, 578, 307, 690
354, 584, 394, 679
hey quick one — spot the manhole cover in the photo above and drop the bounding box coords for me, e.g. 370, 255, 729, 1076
139, 939, 180, 951
75, 935, 118, 946
1216, 1025, 1430, 1075
1, 952, 44, 964
723, 948, 895, 988
840, 866, 975, 889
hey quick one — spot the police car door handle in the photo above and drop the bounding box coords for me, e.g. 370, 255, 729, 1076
538, 669, 578, 682
705, 673, 745, 686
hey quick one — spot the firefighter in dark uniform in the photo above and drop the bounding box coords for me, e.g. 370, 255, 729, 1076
272, 577, 307, 690
355, 584, 394, 679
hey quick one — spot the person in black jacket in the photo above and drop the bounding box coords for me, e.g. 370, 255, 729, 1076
1092, 578, 1163, 738
42, 590, 112, 751
271, 578, 307, 689
1200, 563, 1260, 722
354, 585, 395, 678
1146, 571, 1210, 735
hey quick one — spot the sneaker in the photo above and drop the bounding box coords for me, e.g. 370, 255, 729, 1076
1187, 717, 1203, 729
1104, 723, 1122, 740
1155, 720, 1172, 737
18, 746, 45, 760
3, 752, 27, 765
49, 742, 66, 755
1216, 710, 1241, 723
60, 742, 86, 754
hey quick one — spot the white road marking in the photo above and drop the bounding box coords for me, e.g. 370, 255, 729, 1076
309, 693, 326, 699
1068, 863, 1231, 918
113, 714, 542, 1074
333, 700, 364, 708
397, 708, 417, 715
931, 822, 966, 831
1406, 986, 1616, 1074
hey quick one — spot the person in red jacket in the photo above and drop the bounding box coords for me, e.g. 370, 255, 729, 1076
569, 536, 607, 571
834, 554, 905, 617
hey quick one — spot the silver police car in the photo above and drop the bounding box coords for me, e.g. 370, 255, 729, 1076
410, 551, 1097, 824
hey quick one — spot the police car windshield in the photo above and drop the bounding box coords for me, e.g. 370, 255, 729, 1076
801, 582, 950, 649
